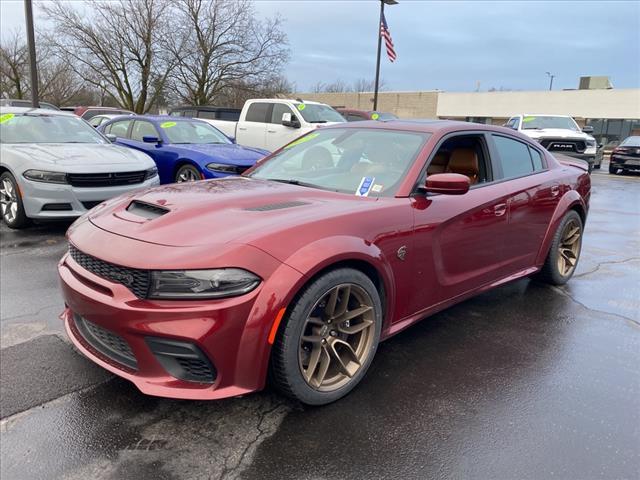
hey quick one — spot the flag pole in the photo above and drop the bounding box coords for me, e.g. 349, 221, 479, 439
373, 0, 384, 111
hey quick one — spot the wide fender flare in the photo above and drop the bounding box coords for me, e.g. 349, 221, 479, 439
282, 235, 397, 325
535, 190, 586, 266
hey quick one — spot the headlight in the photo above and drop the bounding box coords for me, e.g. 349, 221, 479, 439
23, 169, 68, 184
206, 162, 242, 174
144, 166, 158, 179
586, 139, 597, 147
149, 269, 261, 299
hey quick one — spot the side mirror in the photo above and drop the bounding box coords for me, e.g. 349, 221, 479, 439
105, 133, 117, 142
424, 173, 470, 195
282, 112, 300, 128
142, 135, 161, 144
582, 126, 594, 134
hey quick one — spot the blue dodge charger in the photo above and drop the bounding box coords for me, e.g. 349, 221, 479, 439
98, 115, 269, 184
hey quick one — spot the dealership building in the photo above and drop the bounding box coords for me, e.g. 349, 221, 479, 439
298, 79, 640, 145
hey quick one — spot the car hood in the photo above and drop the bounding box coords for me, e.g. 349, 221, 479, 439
174, 143, 269, 165
521, 129, 594, 141
3, 143, 153, 170
88, 177, 377, 247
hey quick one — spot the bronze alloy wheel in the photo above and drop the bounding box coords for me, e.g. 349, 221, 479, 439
557, 218, 582, 276
298, 283, 376, 391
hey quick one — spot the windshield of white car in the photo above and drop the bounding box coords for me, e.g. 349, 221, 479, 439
0, 113, 109, 144
294, 104, 346, 123
521, 116, 580, 131
159, 120, 231, 145
248, 128, 429, 197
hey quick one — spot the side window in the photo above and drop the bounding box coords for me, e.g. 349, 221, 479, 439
197, 110, 216, 120
88, 117, 102, 127
169, 111, 183, 117
218, 110, 240, 121
270, 103, 295, 124
347, 114, 366, 122
426, 134, 491, 185
506, 117, 519, 129
492, 135, 534, 178
245, 102, 271, 123
131, 121, 158, 141
529, 147, 545, 170
108, 120, 132, 138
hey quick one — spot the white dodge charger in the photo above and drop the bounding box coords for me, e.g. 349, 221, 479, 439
0, 107, 159, 229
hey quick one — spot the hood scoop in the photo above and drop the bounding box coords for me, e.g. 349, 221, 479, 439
126, 200, 169, 220
245, 201, 310, 212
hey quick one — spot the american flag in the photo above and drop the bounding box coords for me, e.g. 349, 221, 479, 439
380, 12, 397, 62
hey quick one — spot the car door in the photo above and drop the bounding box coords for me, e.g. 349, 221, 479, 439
488, 134, 562, 271
266, 103, 302, 151
123, 120, 178, 182
236, 102, 270, 149
408, 132, 512, 315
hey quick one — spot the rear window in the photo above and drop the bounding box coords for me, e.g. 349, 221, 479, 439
245, 103, 270, 123
620, 136, 640, 147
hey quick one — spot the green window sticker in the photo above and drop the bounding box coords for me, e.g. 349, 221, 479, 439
0, 113, 15, 124
297, 104, 306, 111
522, 116, 536, 123
370, 113, 380, 120
160, 121, 177, 128
284, 133, 318, 149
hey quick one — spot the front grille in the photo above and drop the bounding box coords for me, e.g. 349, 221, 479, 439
176, 358, 215, 382
74, 314, 137, 370
67, 171, 146, 188
42, 203, 72, 211
146, 337, 217, 384
69, 245, 150, 298
540, 138, 586, 153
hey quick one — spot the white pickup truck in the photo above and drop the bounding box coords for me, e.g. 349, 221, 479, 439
203, 99, 346, 152
504, 114, 600, 170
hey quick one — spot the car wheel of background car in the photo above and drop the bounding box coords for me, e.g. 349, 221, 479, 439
593, 164, 601, 170
609, 164, 617, 174
0, 172, 30, 229
175, 164, 201, 183
535, 210, 583, 286
270, 268, 382, 405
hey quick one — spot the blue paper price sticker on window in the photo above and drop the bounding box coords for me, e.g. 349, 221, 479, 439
356, 177, 375, 197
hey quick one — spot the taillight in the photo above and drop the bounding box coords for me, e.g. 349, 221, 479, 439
613, 147, 628, 154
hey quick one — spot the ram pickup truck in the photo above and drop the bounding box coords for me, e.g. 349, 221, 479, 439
204, 99, 346, 152
505, 114, 600, 170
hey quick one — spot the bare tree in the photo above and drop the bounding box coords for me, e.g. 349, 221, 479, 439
43, 0, 175, 113
215, 74, 294, 108
353, 77, 387, 92
169, 0, 289, 106
0, 31, 29, 99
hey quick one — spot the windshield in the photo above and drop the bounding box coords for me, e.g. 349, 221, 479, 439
159, 120, 231, 144
522, 116, 580, 131
0, 113, 109, 144
294, 103, 345, 123
248, 128, 429, 197
620, 136, 640, 147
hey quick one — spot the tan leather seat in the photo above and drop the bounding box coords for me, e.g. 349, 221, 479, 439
427, 153, 448, 175
446, 148, 479, 184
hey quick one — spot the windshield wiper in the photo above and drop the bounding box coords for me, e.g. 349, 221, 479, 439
309, 120, 328, 123
265, 178, 339, 192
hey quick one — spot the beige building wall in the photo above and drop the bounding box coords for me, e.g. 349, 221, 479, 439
296, 91, 439, 118
437, 89, 640, 120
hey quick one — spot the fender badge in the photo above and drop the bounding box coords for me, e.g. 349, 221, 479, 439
397, 246, 408, 261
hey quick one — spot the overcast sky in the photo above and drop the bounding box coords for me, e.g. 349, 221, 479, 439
2, 0, 639, 92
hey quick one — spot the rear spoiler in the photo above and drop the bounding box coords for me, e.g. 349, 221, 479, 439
554, 154, 589, 172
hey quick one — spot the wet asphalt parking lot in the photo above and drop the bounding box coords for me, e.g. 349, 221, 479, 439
1, 167, 639, 480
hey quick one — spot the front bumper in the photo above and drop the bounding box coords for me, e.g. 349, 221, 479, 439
19, 176, 160, 219
58, 239, 303, 400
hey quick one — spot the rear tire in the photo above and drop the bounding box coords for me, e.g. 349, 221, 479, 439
0, 172, 30, 229
593, 164, 601, 170
534, 210, 583, 286
270, 268, 382, 405
609, 164, 617, 174
175, 164, 201, 183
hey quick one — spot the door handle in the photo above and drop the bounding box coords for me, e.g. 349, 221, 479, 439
238, 127, 247, 131
267, 129, 276, 133
550, 185, 560, 197
494, 203, 507, 217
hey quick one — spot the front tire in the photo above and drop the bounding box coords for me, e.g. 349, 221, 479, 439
535, 210, 583, 285
0, 172, 30, 229
175, 164, 201, 183
609, 164, 617, 175
270, 268, 382, 405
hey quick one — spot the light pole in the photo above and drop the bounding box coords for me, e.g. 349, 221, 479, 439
546, 71, 555, 91
24, 0, 39, 108
373, 0, 398, 111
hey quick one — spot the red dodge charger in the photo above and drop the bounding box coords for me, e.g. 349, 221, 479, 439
59, 120, 590, 405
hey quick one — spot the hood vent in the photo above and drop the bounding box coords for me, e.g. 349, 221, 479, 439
245, 201, 310, 212
126, 200, 169, 219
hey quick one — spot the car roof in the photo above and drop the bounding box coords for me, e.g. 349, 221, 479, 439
321, 118, 525, 136
518, 114, 574, 118
0, 106, 76, 117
